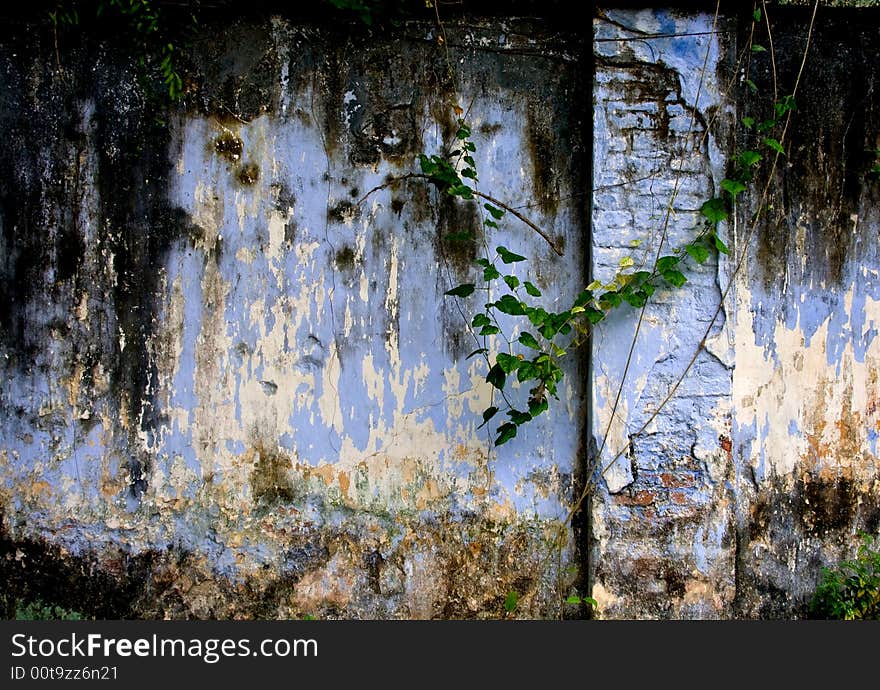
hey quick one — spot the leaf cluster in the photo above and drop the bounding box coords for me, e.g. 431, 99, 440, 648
810, 532, 880, 620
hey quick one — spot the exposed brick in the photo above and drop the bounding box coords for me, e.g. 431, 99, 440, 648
670, 490, 691, 505
659, 472, 698, 489
613, 489, 657, 507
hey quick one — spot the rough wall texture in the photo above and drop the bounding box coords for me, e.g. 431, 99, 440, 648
731, 9, 880, 617
0, 12, 588, 619
0, 5, 878, 619
589, 6, 880, 619
590, 9, 736, 618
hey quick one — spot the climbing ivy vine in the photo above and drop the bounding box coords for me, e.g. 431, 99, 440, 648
425, 4, 811, 450
41, 0, 838, 618
48, 0, 190, 100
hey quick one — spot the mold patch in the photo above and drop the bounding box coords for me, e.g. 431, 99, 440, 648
237, 162, 260, 186
248, 442, 295, 505
214, 132, 243, 163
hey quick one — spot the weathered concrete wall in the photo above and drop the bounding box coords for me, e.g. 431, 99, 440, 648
1, 5, 878, 619
589, 6, 880, 619
590, 9, 736, 618
0, 12, 588, 618
731, 9, 880, 617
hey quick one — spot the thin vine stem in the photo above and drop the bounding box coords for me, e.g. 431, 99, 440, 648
592, 0, 722, 470
357, 173, 563, 254
567, 0, 821, 522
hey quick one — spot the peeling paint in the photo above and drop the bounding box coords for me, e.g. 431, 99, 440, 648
0, 13, 586, 618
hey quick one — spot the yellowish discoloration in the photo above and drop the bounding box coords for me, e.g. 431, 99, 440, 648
193, 260, 232, 479
318, 341, 343, 433
1, 74, 584, 619
589, 582, 620, 615
734, 280, 879, 480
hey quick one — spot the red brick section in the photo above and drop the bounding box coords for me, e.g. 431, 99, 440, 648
612, 490, 657, 506
659, 472, 697, 489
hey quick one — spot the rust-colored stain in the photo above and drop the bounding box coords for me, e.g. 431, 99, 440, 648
612, 489, 656, 507
337, 470, 350, 498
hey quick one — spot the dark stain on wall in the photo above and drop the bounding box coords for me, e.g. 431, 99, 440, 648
0, 514, 156, 619
747, 9, 880, 288
327, 199, 361, 223
237, 161, 260, 186
736, 473, 880, 618
0, 24, 199, 500
214, 132, 244, 162
188, 17, 281, 122
526, 102, 561, 216
334, 244, 357, 271
249, 441, 295, 505
436, 195, 481, 360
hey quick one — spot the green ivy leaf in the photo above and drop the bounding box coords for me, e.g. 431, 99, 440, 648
503, 589, 518, 610
661, 269, 688, 288
656, 255, 680, 272
418, 154, 437, 175
479, 325, 500, 335
721, 179, 747, 197
472, 314, 491, 329
764, 137, 785, 155
565, 595, 582, 605
445, 283, 475, 297
599, 291, 622, 310
713, 233, 731, 255
484, 265, 501, 281
753, 8, 762, 21
486, 363, 506, 390
516, 360, 538, 383
484, 203, 504, 220
741, 116, 755, 129
497, 353, 522, 374
477, 406, 498, 429
523, 281, 542, 297
622, 290, 648, 308
528, 398, 549, 417
494, 294, 527, 316
537, 311, 571, 339
508, 409, 532, 425
526, 306, 548, 327
456, 124, 471, 140
751, 43, 766, 53
701, 197, 728, 223
775, 95, 796, 117
685, 243, 710, 264
757, 119, 777, 133
451, 184, 474, 199
518, 332, 541, 350
745, 79, 758, 93
583, 307, 604, 324
739, 150, 762, 167
503, 275, 520, 290
495, 423, 518, 447
496, 246, 527, 264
